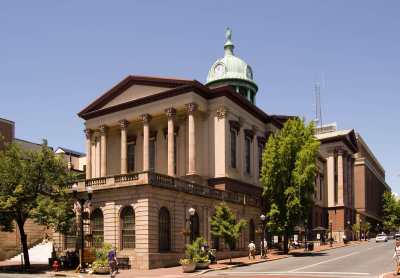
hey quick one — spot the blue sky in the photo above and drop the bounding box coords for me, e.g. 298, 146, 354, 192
1, 1, 399, 192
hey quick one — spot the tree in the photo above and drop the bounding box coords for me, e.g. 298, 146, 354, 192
0, 140, 74, 268
260, 118, 320, 254
362, 222, 370, 240
382, 190, 399, 232
209, 202, 246, 263
352, 223, 360, 241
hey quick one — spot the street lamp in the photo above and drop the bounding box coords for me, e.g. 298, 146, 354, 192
329, 220, 333, 247
347, 220, 350, 242
186, 207, 196, 244
359, 219, 362, 242
260, 214, 266, 259
72, 184, 93, 274
304, 219, 308, 251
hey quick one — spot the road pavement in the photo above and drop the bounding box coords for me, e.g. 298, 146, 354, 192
202, 240, 396, 277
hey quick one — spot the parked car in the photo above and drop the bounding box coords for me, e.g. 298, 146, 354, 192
396, 232, 400, 239
376, 234, 388, 242
387, 233, 395, 240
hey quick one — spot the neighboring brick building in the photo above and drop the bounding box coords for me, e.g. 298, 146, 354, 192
0, 118, 14, 152
354, 133, 389, 228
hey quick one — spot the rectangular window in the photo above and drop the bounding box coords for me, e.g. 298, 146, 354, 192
174, 135, 177, 174
320, 176, 323, 200
149, 139, 155, 172
245, 138, 251, 174
258, 144, 263, 177
314, 176, 317, 199
127, 143, 135, 172
65, 224, 76, 249
230, 130, 236, 168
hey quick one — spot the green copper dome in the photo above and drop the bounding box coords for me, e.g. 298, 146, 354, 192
206, 28, 258, 104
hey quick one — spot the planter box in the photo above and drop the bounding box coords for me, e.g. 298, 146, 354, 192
93, 266, 110, 274
181, 262, 196, 273
196, 261, 210, 269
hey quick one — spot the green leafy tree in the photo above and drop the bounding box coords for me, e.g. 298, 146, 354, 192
382, 190, 399, 232
362, 222, 370, 240
260, 118, 320, 254
0, 140, 74, 268
209, 202, 246, 263
351, 223, 360, 241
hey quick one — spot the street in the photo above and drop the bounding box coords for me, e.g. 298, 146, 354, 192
202, 241, 395, 277
0, 274, 48, 278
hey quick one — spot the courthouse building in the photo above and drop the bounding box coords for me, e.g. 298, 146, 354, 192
46, 30, 389, 268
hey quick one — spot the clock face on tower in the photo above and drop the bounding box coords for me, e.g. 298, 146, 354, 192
246, 66, 253, 79
214, 64, 225, 75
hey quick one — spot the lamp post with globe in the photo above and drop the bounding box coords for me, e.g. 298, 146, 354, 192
260, 214, 266, 259
187, 208, 196, 244
72, 184, 93, 274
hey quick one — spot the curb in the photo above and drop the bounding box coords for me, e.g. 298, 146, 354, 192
193, 242, 362, 276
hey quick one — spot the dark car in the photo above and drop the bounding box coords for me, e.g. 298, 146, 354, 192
388, 233, 395, 240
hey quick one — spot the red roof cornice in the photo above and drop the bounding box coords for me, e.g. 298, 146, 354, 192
78, 76, 282, 129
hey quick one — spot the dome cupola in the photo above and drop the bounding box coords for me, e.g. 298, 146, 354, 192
206, 28, 258, 104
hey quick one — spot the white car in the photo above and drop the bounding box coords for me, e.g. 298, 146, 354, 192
376, 234, 388, 242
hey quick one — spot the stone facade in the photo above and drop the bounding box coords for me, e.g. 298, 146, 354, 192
354, 133, 389, 228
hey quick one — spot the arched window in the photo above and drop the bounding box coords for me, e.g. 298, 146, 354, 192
92, 209, 104, 248
249, 219, 255, 243
121, 206, 135, 249
190, 212, 200, 243
159, 207, 170, 251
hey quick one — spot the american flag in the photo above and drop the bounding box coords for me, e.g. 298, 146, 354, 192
68, 153, 72, 171
73, 201, 81, 212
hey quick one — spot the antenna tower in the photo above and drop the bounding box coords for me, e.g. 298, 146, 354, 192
314, 81, 322, 128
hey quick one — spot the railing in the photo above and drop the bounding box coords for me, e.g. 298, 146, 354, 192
85, 177, 106, 187
115, 173, 139, 183
71, 172, 261, 207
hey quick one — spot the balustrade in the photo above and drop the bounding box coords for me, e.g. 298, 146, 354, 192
70, 171, 260, 208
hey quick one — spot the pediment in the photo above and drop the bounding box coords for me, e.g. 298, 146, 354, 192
101, 84, 170, 109
78, 75, 197, 119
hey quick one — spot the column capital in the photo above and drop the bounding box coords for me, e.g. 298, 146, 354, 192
164, 107, 176, 121
99, 125, 108, 135
185, 102, 198, 115
328, 148, 335, 156
216, 106, 229, 119
140, 114, 152, 124
118, 119, 128, 130
84, 128, 93, 139
336, 146, 345, 155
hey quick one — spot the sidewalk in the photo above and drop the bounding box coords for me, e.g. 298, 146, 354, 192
0, 241, 362, 278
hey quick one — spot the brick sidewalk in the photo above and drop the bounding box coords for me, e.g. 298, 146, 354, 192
1, 241, 364, 277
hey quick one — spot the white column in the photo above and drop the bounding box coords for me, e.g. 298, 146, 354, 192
343, 151, 348, 205
119, 120, 128, 174
84, 129, 93, 179
327, 149, 335, 207
165, 108, 176, 176
186, 102, 198, 175
337, 147, 344, 205
347, 155, 351, 207
99, 125, 107, 177
140, 114, 152, 171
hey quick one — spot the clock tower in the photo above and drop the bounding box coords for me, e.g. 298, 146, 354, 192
205, 28, 258, 104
